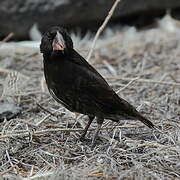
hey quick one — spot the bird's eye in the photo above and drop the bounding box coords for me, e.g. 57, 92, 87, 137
46, 31, 56, 40
50, 31, 57, 37
46, 32, 51, 39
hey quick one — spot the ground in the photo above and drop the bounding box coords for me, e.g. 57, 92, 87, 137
0, 15, 180, 180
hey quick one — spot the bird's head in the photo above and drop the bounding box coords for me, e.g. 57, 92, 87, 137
40, 26, 73, 55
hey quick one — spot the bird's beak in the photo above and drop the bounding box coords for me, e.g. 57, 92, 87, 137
52, 31, 66, 51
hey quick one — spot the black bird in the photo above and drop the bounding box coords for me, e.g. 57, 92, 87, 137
40, 26, 154, 146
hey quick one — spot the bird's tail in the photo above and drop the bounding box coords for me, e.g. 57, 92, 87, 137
137, 114, 154, 128
107, 113, 154, 128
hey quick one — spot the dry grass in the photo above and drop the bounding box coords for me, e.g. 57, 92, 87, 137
0, 16, 180, 180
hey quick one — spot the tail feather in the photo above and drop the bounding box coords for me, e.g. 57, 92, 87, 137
107, 113, 155, 128
137, 115, 154, 128
114, 97, 155, 128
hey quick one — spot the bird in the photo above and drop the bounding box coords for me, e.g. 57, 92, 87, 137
40, 26, 154, 147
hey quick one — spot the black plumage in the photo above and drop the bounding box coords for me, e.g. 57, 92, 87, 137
40, 26, 154, 146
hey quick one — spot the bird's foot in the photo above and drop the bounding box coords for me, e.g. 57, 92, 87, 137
79, 135, 102, 149
91, 141, 96, 149
90, 123, 103, 149
91, 136, 102, 149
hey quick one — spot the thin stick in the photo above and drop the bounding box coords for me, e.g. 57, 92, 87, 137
6, 150, 18, 174
86, 0, 122, 61
36, 102, 57, 117
1, 32, 14, 42
0, 125, 142, 139
106, 76, 180, 86
40, 77, 46, 92
0, 166, 15, 176
0, 68, 14, 74
116, 77, 140, 94
35, 108, 62, 126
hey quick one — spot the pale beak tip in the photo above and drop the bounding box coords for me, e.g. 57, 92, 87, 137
53, 44, 65, 51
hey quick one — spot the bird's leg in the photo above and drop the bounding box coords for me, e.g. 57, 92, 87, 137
91, 117, 104, 148
79, 115, 95, 141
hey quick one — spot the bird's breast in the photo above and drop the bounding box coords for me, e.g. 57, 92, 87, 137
43, 58, 84, 111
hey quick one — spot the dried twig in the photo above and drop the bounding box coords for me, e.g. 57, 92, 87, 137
116, 77, 140, 93
35, 108, 63, 126
0, 68, 14, 74
106, 76, 180, 86
36, 102, 57, 117
0, 32, 14, 43
103, 60, 117, 76
0, 125, 142, 139
87, 0, 122, 61
5, 150, 18, 174
0, 166, 15, 176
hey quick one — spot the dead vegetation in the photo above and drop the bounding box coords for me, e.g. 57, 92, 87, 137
0, 14, 180, 180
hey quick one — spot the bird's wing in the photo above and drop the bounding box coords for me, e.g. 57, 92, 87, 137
69, 52, 155, 128
70, 50, 110, 86
69, 50, 132, 114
